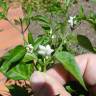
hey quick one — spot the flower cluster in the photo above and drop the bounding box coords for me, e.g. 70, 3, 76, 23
26, 44, 33, 54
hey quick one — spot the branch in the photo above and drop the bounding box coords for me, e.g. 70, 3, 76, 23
19, 18, 24, 34
23, 21, 30, 33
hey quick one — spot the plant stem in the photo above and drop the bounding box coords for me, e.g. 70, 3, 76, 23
34, 64, 38, 71
55, 40, 63, 53
23, 21, 30, 33
43, 58, 47, 72
19, 18, 28, 44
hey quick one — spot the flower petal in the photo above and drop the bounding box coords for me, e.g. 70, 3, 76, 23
39, 45, 46, 50
38, 50, 46, 56
46, 45, 51, 50
47, 49, 54, 56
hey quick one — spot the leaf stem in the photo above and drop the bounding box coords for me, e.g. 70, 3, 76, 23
19, 18, 28, 44
43, 58, 47, 72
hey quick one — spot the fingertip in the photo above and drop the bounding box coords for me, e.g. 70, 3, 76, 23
30, 71, 45, 83
30, 71, 46, 92
30, 71, 71, 96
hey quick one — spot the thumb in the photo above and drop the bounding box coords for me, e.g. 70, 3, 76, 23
30, 71, 71, 96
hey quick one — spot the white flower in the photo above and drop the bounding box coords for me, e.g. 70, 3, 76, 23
38, 45, 54, 56
52, 35, 56, 39
68, 16, 76, 28
26, 44, 33, 54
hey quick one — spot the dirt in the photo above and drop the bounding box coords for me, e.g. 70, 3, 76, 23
29, 0, 96, 48
69, 0, 96, 47
0, 0, 96, 57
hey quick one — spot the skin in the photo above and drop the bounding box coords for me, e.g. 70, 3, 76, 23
0, 73, 10, 96
0, 3, 27, 96
0, 2, 27, 57
30, 53, 96, 96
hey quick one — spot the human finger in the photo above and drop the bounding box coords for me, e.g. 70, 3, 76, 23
30, 71, 71, 96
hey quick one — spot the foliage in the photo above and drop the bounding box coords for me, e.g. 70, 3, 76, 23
54, 51, 87, 90
0, 0, 8, 19
0, 0, 96, 95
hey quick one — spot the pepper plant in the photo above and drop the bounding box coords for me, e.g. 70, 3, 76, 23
0, 0, 96, 95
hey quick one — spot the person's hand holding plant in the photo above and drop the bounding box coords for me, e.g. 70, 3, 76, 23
30, 53, 96, 96
0, 0, 96, 96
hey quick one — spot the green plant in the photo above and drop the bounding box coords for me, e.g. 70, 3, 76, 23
1, 0, 96, 96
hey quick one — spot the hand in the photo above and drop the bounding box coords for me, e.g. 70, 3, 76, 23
0, 3, 27, 57
30, 53, 96, 96
0, 73, 11, 96
0, 3, 26, 96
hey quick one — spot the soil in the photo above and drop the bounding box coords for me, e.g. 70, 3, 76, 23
29, 0, 96, 47
70, 0, 96, 46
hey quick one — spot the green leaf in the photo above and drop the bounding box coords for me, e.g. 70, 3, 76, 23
34, 36, 45, 50
90, 0, 96, 3
28, 32, 34, 45
0, 45, 26, 72
26, 4, 33, 17
77, 35, 94, 52
42, 25, 50, 31
79, 5, 85, 18
54, 51, 87, 90
5, 62, 33, 80
47, 1, 61, 13
65, 85, 75, 93
0, 12, 5, 20
64, 0, 71, 7
42, 36, 50, 45
93, 47, 96, 52
32, 15, 49, 24
0, 0, 8, 11
22, 53, 37, 63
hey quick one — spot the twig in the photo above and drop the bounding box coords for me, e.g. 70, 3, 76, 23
19, 18, 28, 44
23, 21, 30, 33
19, 18, 24, 34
